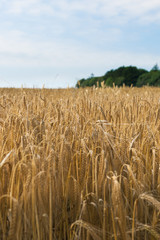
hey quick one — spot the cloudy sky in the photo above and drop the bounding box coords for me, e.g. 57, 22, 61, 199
0, 0, 160, 88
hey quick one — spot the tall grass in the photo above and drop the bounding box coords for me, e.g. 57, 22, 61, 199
0, 86, 160, 239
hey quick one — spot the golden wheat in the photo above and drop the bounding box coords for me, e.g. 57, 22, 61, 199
0, 87, 160, 239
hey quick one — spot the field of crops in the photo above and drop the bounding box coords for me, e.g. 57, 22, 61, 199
0, 86, 160, 240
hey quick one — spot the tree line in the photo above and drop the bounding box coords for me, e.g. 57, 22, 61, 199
76, 64, 160, 88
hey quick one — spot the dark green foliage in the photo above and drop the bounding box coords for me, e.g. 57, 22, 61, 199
151, 64, 159, 71
104, 66, 147, 86
136, 70, 160, 87
76, 65, 160, 88
76, 76, 104, 88
76, 66, 148, 88
105, 77, 113, 87
75, 78, 85, 88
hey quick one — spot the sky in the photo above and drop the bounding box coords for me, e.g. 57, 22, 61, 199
0, 0, 160, 88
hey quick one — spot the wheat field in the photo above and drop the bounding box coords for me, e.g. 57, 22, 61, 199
0, 86, 160, 240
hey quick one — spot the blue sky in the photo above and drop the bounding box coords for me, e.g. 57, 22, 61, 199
0, 0, 160, 88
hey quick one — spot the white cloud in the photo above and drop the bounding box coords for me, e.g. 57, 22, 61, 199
6, 0, 38, 14
0, 0, 159, 88
87, 0, 160, 24
3, 0, 160, 24
0, 29, 159, 70
5, 0, 54, 15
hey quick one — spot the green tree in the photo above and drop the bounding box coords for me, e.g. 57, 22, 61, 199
105, 77, 113, 87
151, 64, 159, 71
136, 71, 160, 87
76, 66, 148, 88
